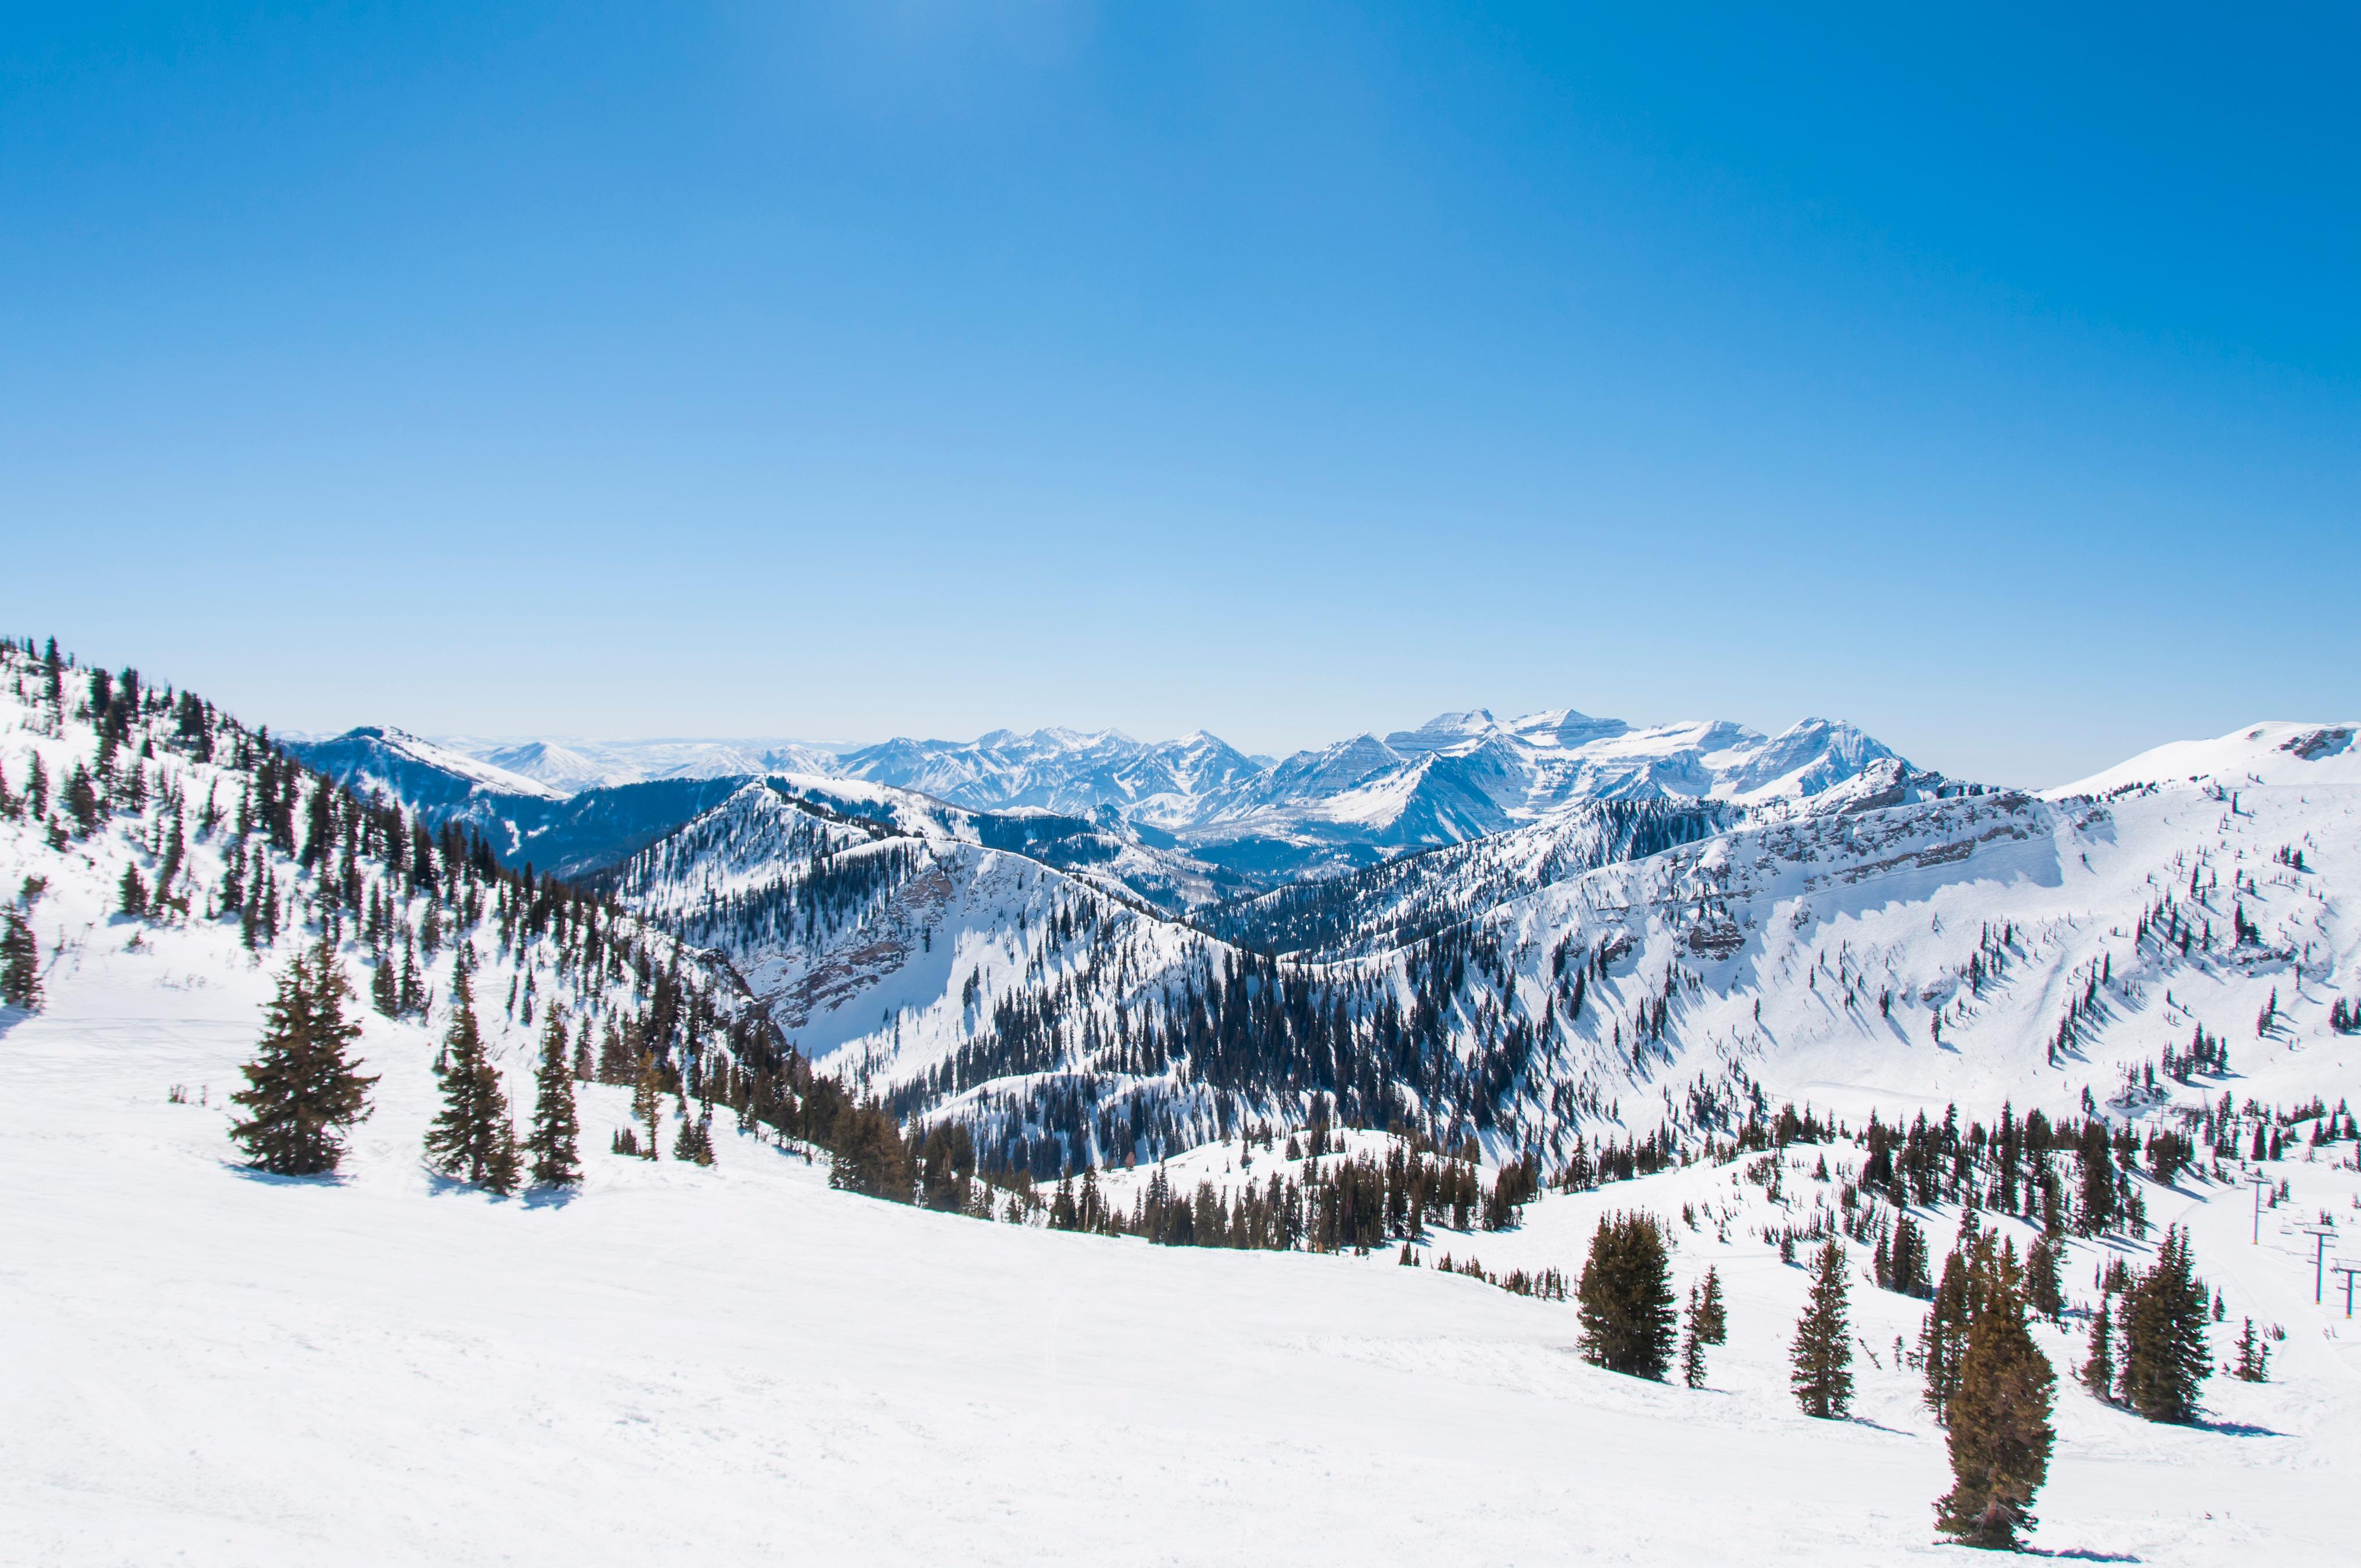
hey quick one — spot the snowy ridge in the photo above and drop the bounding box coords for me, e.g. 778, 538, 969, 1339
0, 646, 779, 1152
396, 704, 1922, 881
439, 735, 845, 792
600, 718, 2361, 1186
291, 725, 567, 803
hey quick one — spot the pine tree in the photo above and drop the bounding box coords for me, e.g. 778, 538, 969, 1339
1576, 1211, 1676, 1380
1, 908, 40, 1011
1680, 1282, 1709, 1388
227, 942, 376, 1175
1934, 1267, 2054, 1549
2231, 1316, 2270, 1382
370, 953, 399, 1018
829, 1102, 912, 1200
1790, 1239, 1855, 1418
527, 1013, 581, 1188
117, 863, 148, 917
1922, 1248, 1973, 1419
2081, 1299, 2116, 1401
422, 969, 519, 1193
1695, 1264, 1727, 1344
2120, 1225, 2211, 1422
2025, 1235, 2065, 1320
630, 1052, 664, 1160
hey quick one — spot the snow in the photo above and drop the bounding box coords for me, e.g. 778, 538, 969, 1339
2052, 721, 2361, 797
7, 655, 2361, 1562
7, 946, 2359, 1564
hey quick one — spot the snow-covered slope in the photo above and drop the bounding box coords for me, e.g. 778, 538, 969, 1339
604, 716, 2361, 1188
0, 644, 779, 1150
286, 725, 567, 804
308, 704, 1922, 887
8, 647, 2360, 1563
15, 967, 2358, 1565
438, 735, 846, 792
839, 708, 1918, 875
2053, 721, 2361, 796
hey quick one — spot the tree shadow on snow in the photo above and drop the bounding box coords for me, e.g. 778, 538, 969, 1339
2022, 1549, 2142, 1563
2190, 1416, 2282, 1438
222, 1162, 356, 1188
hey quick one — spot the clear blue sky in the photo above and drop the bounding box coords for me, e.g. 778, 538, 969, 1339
6, 3, 2356, 786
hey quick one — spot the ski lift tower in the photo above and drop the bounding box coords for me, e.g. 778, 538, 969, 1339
2331, 1258, 2360, 1320
2246, 1169, 2276, 1244
2299, 1223, 2338, 1305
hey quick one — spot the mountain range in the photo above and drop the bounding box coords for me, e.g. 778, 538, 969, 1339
339, 705, 1930, 889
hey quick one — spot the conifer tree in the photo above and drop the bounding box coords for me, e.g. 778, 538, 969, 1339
1680, 1283, 1709, 1388
423, 969, 519, 1193
527, 1013, 581, 1188
1694, 1264, 1727, 1345
2081, 1299, 2116, 1401
2120, 1225, 2210, 1423
1790, 1239, 1855, 1418
2231, 1316, 2270, 1382
1934, 1266, 2054, 1549
829, 1102, 912, 1201
227, 942, 376, 1175
2025, 1235, 2065, 1321
1, 908, 40, 1011
630, 1052, 664, 1160
1576, 1211, 1676, 1380
1922, 1248, 1973, 1419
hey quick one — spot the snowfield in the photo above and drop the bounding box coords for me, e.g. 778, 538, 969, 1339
5, 936, 2358, 1565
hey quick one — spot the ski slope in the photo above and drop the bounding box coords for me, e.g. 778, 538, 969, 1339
5, 946, 2358, 1565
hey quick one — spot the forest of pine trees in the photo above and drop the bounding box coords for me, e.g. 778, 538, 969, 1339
0, 637, 868, 1185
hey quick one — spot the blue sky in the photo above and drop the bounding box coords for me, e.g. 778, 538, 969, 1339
6, 3, 2356, 786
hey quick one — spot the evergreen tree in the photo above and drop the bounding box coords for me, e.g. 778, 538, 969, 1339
2120, 1225, 2210, 1423
829, 1102, 913, 1201
1576, 1211, 1676, 1380
671, 1101, 715, 1166
227, 942, 376, 1175
1790, 1239, 1855, 1418
1922, 1248, 1972, 1419
630, 1052, 664, 1160
2231, 1317, 2270, 1383
1694, 1264, 1727, 1344
1934, 1267, 2054, 1549
1680, 1282, 1709, 1388
423, 970, 519, 1193
2025, 1235, 2065, 1321
117, 863, 147, 918
2081, 1299, 2116, 1401
370, 953, 399, 1018
527, 1013, 581, 1188
1, 908, 40, 1011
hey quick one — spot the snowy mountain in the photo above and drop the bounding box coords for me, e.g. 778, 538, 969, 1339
594, 710, 2361, 1190
10, 640, 2361, 1563
437, 735, 845, 792
838, 709, 1918, 876
405, 706, 1917, 879
287, 725, 567, 806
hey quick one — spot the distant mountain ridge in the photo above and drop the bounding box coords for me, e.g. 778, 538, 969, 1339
421, 705, 1925, 879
